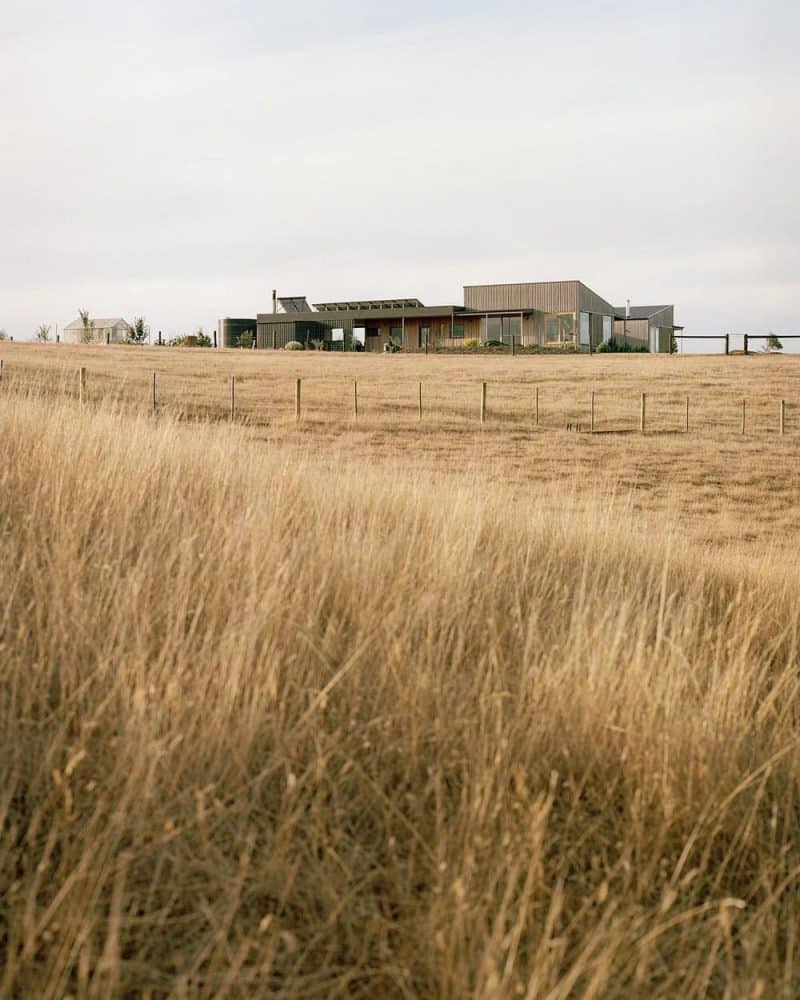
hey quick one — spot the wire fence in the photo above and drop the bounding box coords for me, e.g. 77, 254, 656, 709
0, 361, 796, 438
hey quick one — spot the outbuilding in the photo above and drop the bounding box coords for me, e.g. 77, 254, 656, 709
62, 316, 132, 345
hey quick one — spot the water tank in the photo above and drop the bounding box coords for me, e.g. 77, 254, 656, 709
218, 318, 257, 349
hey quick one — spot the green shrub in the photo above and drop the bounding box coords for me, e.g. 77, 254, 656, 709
596, 337, 648, 354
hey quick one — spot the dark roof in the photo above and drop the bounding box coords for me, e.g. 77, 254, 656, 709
613, 305, 672, 320
257, 304, 465, 324
314, 298, 424, 312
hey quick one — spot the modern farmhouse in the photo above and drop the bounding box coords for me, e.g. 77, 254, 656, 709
218, 280, 681, 353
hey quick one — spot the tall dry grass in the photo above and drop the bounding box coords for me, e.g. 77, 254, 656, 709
1, 390, 800, 997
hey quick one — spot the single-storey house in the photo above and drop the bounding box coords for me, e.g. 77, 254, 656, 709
218, 281, 681, 353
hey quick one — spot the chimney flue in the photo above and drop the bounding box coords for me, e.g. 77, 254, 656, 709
272, 289, 277, 315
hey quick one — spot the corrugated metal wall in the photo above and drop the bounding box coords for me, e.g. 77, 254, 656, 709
256, 322, 298, 349
219, 318, 256, 349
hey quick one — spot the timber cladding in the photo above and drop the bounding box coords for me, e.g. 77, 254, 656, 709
578, 283, 616, 317
464, 281, 581, 313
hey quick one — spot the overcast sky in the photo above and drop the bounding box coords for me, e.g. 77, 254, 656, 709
1, 0, 798, 341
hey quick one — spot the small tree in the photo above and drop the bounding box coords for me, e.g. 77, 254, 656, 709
79, 309, 94, 344
765, 332, 783, 352
35, 323, 51, 342
0, 329, 8, 341
128, 316, 147, 345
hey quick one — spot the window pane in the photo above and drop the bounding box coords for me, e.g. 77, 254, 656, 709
486, 317, 502, 341
452, 323, 465, 339
503, 316, 521, 343
579, 312, 590, 346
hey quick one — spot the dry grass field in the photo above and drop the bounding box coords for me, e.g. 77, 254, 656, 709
5, 342, 800, 554
2, 343, 800, 996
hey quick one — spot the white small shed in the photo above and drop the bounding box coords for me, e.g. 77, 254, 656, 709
63, 316, 132, 345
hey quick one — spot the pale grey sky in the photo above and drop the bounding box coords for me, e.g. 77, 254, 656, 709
1, 0, 798, 341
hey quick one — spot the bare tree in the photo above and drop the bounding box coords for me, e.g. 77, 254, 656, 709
35, 324, 51, 342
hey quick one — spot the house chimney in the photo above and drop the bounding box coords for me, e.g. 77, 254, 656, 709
626, 299, 630, 320
272, 289, 277, 315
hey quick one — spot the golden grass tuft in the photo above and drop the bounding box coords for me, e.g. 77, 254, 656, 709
1, 370, 800, 996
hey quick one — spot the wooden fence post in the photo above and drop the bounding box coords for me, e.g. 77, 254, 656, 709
741, 399, 746, 434
295, 378, 301, 421
743, 334, 749, 355
480, 382, 487, 424
590, 391, 595, 433
535, 386, 539, 427
418, 382, 423, 421
640, 392, 646, 433
353, 380, 358, 419
0, 359, 3, 383
79, 367, 87, 405
230, 376, 235, 420
725, 333, 730, 356
780, 399, 785, 436
152, 372, 157, 416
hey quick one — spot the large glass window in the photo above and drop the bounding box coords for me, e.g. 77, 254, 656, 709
486, 317, 502, 342
452, 323, 465, 339
602, 315, 612, 343
546, 313, 575, 344
390, 326, 403, 346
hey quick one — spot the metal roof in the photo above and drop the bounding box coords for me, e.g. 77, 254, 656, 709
613, 305, 672, 320
258, 304, 470, 323
63, 316, 130, 330
313, 298, 424, 312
